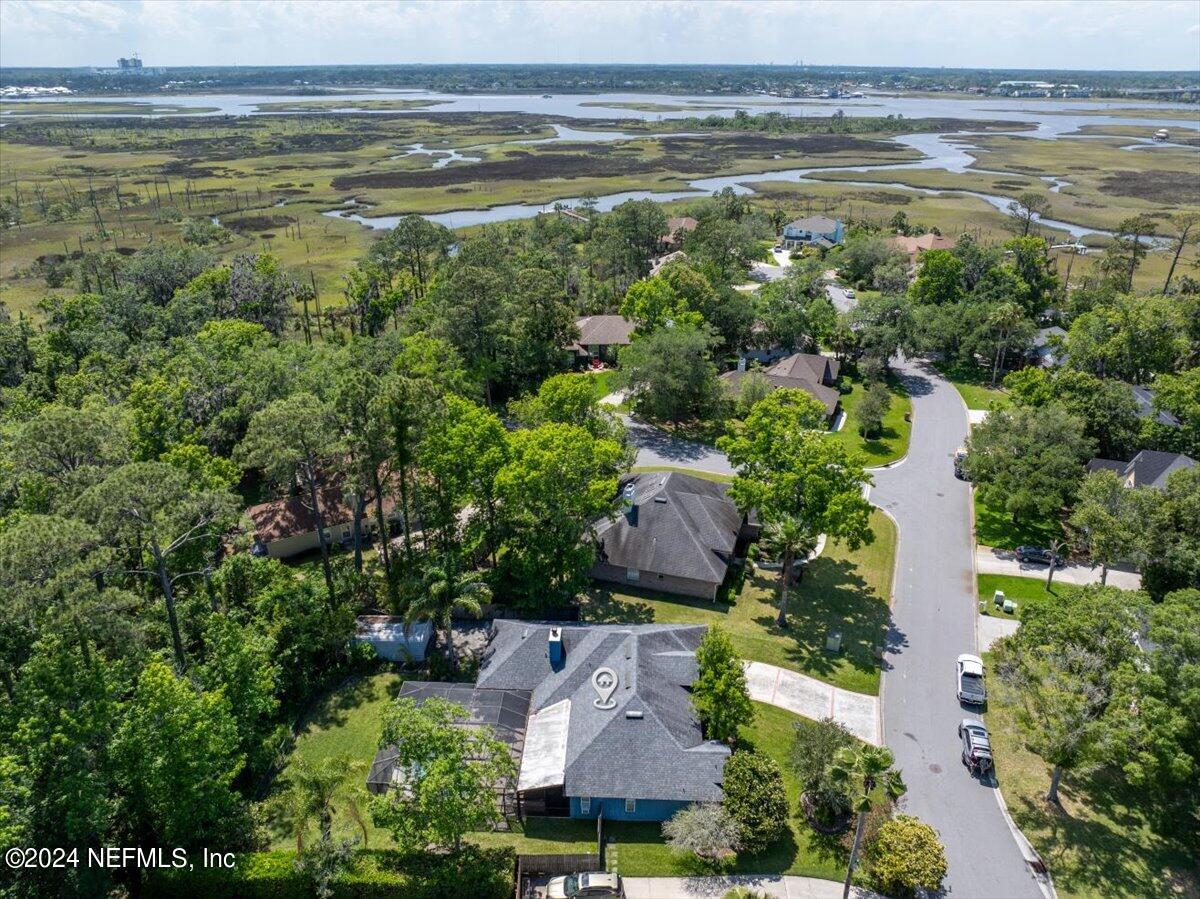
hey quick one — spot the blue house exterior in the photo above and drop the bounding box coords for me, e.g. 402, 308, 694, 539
781, 216, 844, 249
569, 796, 690, 822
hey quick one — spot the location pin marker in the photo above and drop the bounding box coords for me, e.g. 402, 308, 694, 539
592, 667, 618, 709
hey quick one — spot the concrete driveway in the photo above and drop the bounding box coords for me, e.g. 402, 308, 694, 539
869, 358, 1049, 899
976, 545, 1141, 590
825, 283, 856, 313
623, 418, 733, 476
743, 661, 880, 745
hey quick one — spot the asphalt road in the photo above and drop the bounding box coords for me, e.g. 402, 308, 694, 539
869, 358, 1046, 899
623, 417, 734, 476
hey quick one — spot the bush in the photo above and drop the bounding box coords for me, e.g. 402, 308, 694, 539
865, 815, 948, 898
722, 750, 789, 854
662, 803, 741, 866
790, 718, 855, 828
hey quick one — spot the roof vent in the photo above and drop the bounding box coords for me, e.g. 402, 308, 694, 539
653, 496, 667, 503
625, 710, 644, 719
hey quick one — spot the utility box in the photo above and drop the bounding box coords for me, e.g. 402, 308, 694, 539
993, 589, 1006, 609
826, 630, 842, 653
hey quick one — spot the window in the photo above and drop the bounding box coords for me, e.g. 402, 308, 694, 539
624, 798, 636, 814
626, 568, 639, 582
579, 797, 591, 814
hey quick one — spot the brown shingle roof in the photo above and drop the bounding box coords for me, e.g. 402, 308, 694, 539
888, 233, 957, 257
720, 369, 840, 417
767, 352, 840, 385
666, 217, 698, 234
573, 315, 635, 349
248, 477, 397, 544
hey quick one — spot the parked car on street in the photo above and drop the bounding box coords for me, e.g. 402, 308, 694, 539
956, 653, 987, 705
1015, 545, 1065, 567
953, 447, 969, 480
547, 872, 624, 898
959, 718, 993, 776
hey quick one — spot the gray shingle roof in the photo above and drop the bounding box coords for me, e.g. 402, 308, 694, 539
785, 216, 840, 233
477, 621, 729, 803
1130, 385, 1181, 428
1086, 450, 1196, 489
1126, 450, 1196, 488
593, 472, 742, 585
767, 352, 840, 385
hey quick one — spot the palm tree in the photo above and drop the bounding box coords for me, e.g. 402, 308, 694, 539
830, 744, 906, 899
283, 754, 367, 852
405, 557, 492, 669
760, 515, 818, 627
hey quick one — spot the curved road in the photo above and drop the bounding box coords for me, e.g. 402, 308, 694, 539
870, 358, 1047, 899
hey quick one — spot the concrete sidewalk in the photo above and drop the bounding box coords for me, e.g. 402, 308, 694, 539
743, 661, 880, 745
623, 875, 880, 899
976, 546, 1141, 590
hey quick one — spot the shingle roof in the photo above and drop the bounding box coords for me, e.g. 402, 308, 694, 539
767, 352, 840, 385
888, 233, 957, 256
593, 472, 743, 585
666, 216, 698, 234
1126, 450, 1196, 488
247, 477, 398, 544
573, 315, 635, 349
720, 361, 841, 417
477, 621, 729, 803
785, 216, 840, 233
1130, 385, 1181, 427
1086, 451, 1196, 489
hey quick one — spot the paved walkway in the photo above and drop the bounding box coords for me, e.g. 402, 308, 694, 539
623, 875, 880, 899
979, 615, 1020, 652
743, 661, 880, 745
977, 545, 1142, 589
870, 358, 1047, 899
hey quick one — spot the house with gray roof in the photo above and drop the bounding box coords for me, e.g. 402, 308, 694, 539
781, 216, 844, 249
477, 621, 729, 821
1086, 449, 1196, 490
1129, 385, 1182, 428
591, 472, 755, 600
369, 622, 729, 823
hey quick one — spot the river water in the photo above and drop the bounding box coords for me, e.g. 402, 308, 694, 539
6, 88, 1197, 238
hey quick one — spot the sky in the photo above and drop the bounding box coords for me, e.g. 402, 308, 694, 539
2, 0, 1199, 72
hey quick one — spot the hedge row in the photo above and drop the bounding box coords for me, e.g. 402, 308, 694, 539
146, 846, 516, 899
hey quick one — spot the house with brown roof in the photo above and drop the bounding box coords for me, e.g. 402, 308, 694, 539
247, 479, 401, 559
720, 352, 842, 421
569, 314, 636, 365
888, 233, 957, 265
661, 216, 698, 251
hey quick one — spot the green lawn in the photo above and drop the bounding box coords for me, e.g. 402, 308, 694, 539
832, 374, 912, 466
581, 509, 896, 695
610, 702, 850, 879
574, 369, 619, 401
984, 656, 1197, 899
933, 361, 1008, 411
973, 492, 1063, 551
977, 573, 1061, 620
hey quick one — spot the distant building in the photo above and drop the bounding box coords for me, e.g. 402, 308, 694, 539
1029, 326, 1068, 368
781, 216, 844, 249
1130, 385, 1181, 428
90, 54, 163, 76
